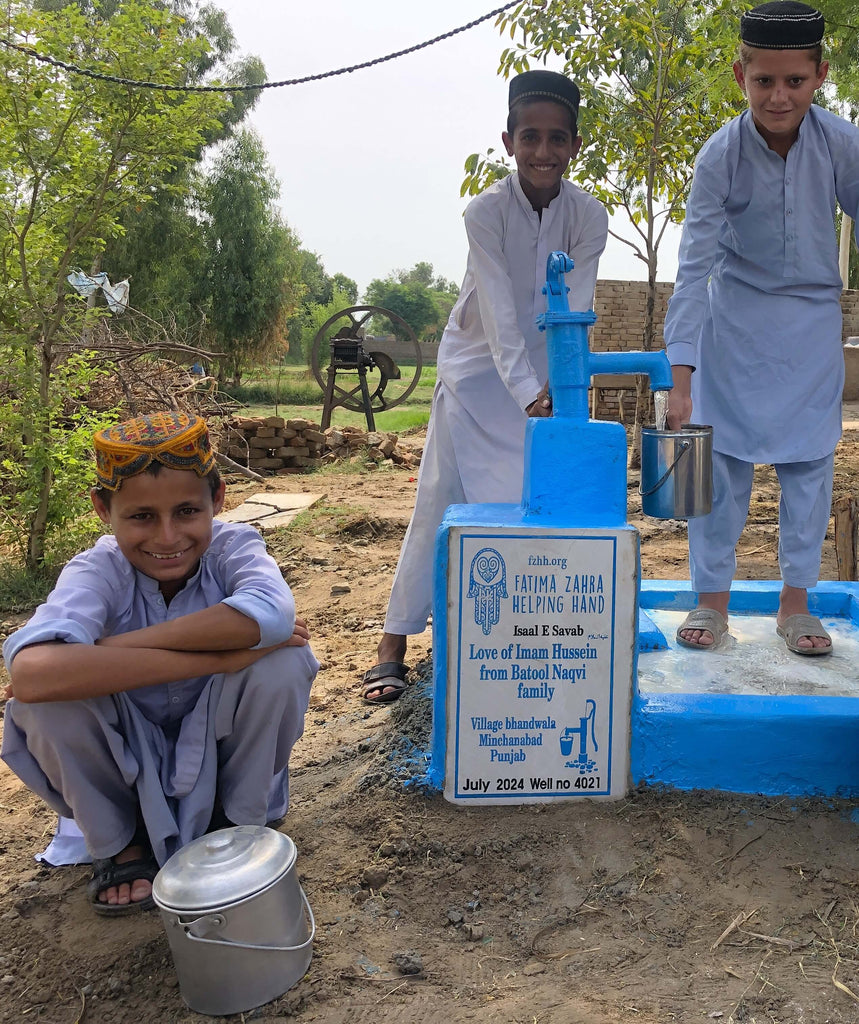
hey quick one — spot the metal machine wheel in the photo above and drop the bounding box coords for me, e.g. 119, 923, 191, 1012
309, 305, 423, 420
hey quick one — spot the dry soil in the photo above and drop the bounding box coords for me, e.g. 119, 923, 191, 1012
2, 418, 859, 1024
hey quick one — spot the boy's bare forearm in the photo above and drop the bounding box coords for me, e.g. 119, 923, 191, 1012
667, 365, 694, 430
97, 603, 262, 653
8, 640, 274, 703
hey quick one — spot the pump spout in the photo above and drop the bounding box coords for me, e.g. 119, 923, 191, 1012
588, 350, 673, 392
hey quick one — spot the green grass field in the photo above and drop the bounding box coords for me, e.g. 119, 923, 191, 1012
220, 362, 436, 433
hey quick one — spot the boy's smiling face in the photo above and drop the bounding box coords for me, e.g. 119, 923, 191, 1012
91, 468, 225, 600
733, 48, 828, 155
502, 100, 582, 210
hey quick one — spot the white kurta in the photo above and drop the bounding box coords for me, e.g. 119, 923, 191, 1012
385, 173, 608, 635
664, 105, 859, 464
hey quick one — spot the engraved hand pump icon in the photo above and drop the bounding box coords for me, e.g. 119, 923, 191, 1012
560, 699, 598, 773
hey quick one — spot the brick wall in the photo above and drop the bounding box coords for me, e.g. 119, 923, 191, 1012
592, 281, 673, 352
842, 289, 859, 339
589, 280, 859, 419
592, 280, 859, 350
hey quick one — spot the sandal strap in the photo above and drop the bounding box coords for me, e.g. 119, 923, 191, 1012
362, 661, 408, 686
88, 855, 158, 901
779, 613, 831, 642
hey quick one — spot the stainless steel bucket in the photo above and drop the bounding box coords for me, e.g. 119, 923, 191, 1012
640, 424, 713, 519
152, 826, 315, 1016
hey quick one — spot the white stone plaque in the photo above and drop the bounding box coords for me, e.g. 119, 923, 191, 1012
444, 526, 637, 803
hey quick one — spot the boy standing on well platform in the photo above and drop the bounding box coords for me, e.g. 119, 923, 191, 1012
362, 70, 608, 703
665, 1, 859, 654
2, 412, 318, 914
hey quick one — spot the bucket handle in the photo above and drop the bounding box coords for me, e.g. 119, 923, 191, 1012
179, 886, 316, 953
639, 440, 691, 498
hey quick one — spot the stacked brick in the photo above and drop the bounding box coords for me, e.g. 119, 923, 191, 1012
222, 416, 422, 475
322, 426, 421, 470
224, 416, 327, 474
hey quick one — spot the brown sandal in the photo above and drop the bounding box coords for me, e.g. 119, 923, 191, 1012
361, 662, 408, 704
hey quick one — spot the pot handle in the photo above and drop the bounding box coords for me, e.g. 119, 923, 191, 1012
638, 440, 691, 498
180, 886, 316, 953
181, 913, 226, 939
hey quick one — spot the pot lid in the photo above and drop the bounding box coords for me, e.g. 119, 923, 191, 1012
152, 826, 297, 911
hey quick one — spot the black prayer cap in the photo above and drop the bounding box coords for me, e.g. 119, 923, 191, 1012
508, 70, 580, 120
740, 1, 824, 49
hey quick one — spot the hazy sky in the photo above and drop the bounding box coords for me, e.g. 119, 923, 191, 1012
213, 0, 682, 295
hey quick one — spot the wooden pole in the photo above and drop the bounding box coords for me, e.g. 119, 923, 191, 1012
833, 495, 858, 581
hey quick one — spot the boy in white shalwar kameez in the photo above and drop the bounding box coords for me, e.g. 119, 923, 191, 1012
2, 412, 318, 915
664, 1, 859, 655
362, 70, 608, 702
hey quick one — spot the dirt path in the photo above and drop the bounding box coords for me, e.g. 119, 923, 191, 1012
2, 421, 859, 1023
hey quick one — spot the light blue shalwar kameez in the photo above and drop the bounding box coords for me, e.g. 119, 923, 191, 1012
664, 105, 859, 592
2, 521, 318, 866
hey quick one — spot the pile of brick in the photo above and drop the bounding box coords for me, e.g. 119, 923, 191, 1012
322, 425, 421, 470
224, 416, 327, 474
222, 416, 422, 475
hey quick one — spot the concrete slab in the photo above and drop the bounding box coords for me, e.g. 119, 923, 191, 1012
633, 580, 859, 798
218, 492, 323, 531
639, 609, 859, 698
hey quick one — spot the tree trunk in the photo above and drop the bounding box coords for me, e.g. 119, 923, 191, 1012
627, 376, 651, 471
629, 256, 659, 471
26, 341, 54, 570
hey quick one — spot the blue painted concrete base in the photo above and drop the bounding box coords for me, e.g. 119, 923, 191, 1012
633, 580, 859, 798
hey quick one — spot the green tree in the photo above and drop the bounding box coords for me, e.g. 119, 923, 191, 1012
331, 272, 358, 304
197, 129, 305, 384
292, 285, 358, 366
296, 249, 334, 306
100, 1, 267, 324
0, 0, 228, 569
284, 257, 360, 364
820, 0, 859, 107
365, 263, 460, 342
364, 279, 440, 342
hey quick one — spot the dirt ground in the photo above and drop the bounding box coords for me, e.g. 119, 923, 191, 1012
3, 413, 859, 1024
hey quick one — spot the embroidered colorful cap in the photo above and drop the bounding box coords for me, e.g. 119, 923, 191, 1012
740, 1, 824, 49
93, 411, 215, 491
508, 70, 580, 121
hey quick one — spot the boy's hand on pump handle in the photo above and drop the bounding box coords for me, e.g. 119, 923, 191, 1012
527, 383, 553, 418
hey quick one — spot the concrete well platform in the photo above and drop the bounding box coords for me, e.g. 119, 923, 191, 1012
633, 581, 859, 798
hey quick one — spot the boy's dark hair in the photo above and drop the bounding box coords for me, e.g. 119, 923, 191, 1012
93, 461, 222, 507
507, 96, 578, 137
738, 41, 822, 66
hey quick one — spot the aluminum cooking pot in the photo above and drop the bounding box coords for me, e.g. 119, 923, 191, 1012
640, 424, 713, 519
152, 825, 314, 1017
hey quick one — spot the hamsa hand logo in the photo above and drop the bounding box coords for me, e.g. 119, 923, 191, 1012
467, 548, 507, 636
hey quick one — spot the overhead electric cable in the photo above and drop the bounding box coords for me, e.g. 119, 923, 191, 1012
0, 1, 521, 92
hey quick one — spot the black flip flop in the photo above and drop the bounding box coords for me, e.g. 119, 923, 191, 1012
361, 661, 409, 704
87, 853, 158, 917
